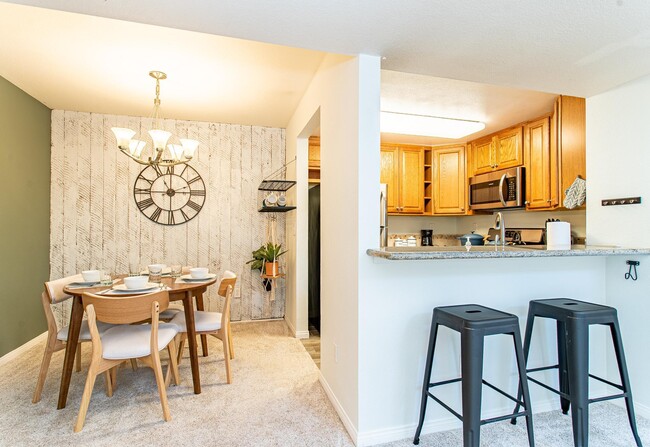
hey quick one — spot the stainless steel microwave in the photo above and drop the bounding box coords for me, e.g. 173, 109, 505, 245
469, 167, 525, 210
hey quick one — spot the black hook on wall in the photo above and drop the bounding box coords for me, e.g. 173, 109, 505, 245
625, 260, 640, 281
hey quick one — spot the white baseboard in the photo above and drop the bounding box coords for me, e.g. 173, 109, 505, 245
356, 399, 560, 446
284, 316, 310, 339
634, 401, 650, 420
318, 371, 359, 446
0, 331, 47, 368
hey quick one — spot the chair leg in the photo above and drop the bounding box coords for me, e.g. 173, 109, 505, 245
461, 328, 484, 447
512, 309, 535, 424
228, 325, 235, 359
165, 342, 181, 387
609, 321, 643, 447
176, 336, 186, 365
151, 351, 171, 422
557, 321, 571, 414
414, 316, 439, 445
32, 347, 54, 404
75, 343, 82, 372
130, 359, 138, 371
566, 318, 589, 447
513, 329, 535, 447
222, 331, 232, 384
104, 371, 113, 397
74, 364, 99, 432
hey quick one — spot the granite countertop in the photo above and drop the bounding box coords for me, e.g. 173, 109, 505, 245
367, 245, 650, 260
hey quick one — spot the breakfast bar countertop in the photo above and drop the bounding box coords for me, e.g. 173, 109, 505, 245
366, 245, 650, 260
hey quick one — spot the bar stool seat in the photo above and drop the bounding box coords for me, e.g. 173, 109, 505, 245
414, 304, 534, 447
511, 298, 642, 447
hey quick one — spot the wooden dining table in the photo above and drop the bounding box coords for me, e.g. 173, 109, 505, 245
57, 274, 218, 410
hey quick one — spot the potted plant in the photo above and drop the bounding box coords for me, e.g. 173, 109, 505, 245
246, 242, 287, 290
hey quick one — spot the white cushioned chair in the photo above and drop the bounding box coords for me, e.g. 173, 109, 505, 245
74, 289, 180, 432
171, 271, 236, 383
32, 274, 113, 404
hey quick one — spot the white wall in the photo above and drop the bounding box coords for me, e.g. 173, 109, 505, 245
587, 74, 650, 417
50, 110, 285, 325
285, 54, 381, 437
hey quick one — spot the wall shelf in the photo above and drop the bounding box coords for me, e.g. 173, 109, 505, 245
258, 179, 296, 191
258, 206, 296, 213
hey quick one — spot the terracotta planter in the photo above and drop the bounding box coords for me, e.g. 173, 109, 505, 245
265, 261, 279, 277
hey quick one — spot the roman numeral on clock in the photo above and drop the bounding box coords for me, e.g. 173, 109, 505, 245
150, 207, 162, 222
137, 198, 155, 211
187, 200, 202, 213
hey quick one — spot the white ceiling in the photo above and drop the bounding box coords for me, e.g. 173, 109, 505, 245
2, 1, 650, 136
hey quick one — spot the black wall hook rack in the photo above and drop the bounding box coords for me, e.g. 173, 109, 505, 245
625, 260, 640, 281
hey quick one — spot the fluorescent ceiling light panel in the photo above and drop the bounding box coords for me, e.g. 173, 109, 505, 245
380, 111, 485, 139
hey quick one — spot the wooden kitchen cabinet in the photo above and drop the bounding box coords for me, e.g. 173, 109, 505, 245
308, 136, 320, 183
432, 144, 466, 215
525, 116, 557, 209
470, 126, 523, 176
380, 144, 424, 214
553, 95, 586, 207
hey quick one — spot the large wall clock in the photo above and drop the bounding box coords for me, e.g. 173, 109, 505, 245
133, 163, 206, 225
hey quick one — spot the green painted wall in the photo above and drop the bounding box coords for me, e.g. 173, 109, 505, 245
0, 76, 50, 356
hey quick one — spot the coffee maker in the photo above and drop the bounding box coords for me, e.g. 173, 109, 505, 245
421, 229, 433, 246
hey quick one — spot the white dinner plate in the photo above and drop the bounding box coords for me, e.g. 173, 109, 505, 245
179, 273, 217, 282
68, 281, 100, 287
111, 283, 160, 293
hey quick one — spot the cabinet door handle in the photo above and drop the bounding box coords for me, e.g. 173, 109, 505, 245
547, 199, 552, 203
524, 201, 530, 205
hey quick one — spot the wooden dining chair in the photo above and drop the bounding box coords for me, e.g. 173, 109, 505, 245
171, 271, 237, 383
74, 290, 180, 432
32, 275, 113, 404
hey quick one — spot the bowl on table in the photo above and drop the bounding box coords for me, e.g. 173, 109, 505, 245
189, 267, 209, 279
124, 275, 149, 290
81, 270, 100, 283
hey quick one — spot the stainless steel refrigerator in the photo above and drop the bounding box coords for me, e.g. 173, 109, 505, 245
380, 184, 388, 247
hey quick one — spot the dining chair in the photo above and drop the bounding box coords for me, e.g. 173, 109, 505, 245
32, 275, 113, 404
171, 271, 237, 383
74, 289, 180, 432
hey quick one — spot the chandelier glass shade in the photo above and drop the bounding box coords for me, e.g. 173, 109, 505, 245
111, 71, 199, 167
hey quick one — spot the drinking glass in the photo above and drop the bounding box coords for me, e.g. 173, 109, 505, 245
148, 264, 162, 283
129, 261, 141, 276
100, 268, 113, 286
170, 264, 182, 278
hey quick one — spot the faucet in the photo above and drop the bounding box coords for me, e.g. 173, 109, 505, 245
494, 212, 505, 250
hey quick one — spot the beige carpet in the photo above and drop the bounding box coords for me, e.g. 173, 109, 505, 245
3, 320, 649, 447
1, 321, 354, 447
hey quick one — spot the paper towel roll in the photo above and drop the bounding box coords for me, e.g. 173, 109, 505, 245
547, 221, 571, 250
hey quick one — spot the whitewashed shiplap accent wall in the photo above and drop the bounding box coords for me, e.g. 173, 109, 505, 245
50, 110, 286, 326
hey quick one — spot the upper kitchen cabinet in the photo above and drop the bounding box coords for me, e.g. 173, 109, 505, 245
470, 126, 524, 176
381, 144, 424, 214
553, 95, 586, 207
308, 136, 321, 183
525, 116, 557, 209
524, 96, 585, 211
432, 144, 467, 215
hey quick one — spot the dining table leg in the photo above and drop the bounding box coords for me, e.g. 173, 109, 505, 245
195, 291, 209, 357
57, 296, 84, 409
183, 290, 201, 394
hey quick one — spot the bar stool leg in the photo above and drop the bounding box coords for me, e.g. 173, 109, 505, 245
566, 317, 589, 447
413, 317, 440, 445
557, 321, 571, 415
461, 328, 484, 447
513, 329, 535, 447
609, 321, 643, 447
512, 309, 535, 424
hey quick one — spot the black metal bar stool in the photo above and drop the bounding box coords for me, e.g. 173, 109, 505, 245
414, 304, 534, 447
511, 298, 642, 447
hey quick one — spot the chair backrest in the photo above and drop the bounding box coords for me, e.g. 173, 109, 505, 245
218, 271, 237, 297
82, 290, 170, 325
44, 274, 83, 304
218, 271, 237, 329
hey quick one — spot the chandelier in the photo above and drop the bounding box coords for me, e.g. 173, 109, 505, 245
111, 71, 199, 167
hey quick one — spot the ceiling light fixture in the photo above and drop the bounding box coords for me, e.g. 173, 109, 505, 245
111, 71, 199, 167
380, 111, 485, 139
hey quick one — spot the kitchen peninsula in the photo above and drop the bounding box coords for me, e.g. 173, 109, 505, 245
367, 245, 650, 260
